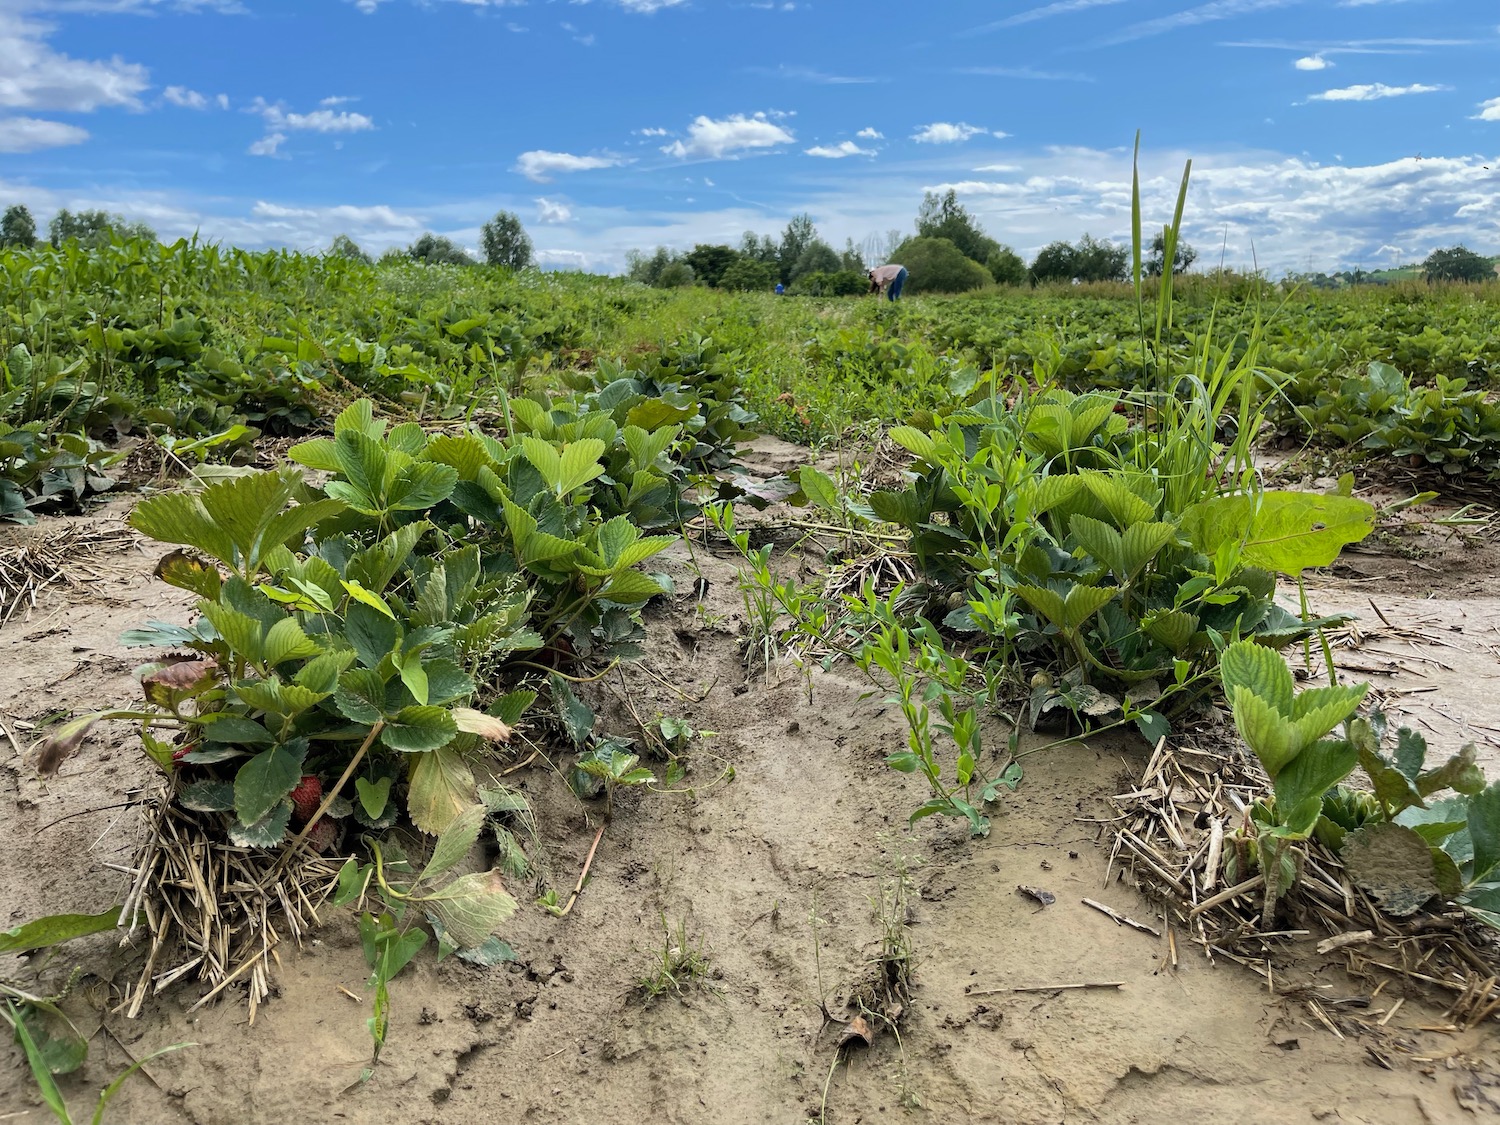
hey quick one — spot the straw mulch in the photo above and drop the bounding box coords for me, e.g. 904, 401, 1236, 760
0, 522, 137, 626
1107, 735, 1500, 1033
115, 793, 345, 1024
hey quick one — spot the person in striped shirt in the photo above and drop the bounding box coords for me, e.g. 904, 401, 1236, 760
868, 263, 908, 301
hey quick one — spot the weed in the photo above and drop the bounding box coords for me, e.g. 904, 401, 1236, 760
635, 915, 716, 1002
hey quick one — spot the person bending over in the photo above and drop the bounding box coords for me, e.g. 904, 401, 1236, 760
868, 263, 908, 301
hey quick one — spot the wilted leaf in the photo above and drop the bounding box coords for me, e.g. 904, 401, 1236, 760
452, 707, 513, 743
406, 746, 477, 835
421, 870, 517, 949
837, 1015, 873, 1050
1342, 822, 1441, 917
31, 715, 97, 777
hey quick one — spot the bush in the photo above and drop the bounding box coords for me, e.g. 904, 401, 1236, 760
891, 237, 992, 294
986, 246, 1026, 286
718, 257, 778, 292
788, 270, 869, 297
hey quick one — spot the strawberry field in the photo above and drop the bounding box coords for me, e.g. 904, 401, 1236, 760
4, 196, 1500, 1123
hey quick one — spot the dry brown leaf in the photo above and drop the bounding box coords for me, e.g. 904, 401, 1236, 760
837, 1015, 873, 1050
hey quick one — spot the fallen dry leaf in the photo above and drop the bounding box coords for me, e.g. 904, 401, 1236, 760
1016, 885, 1056, 907
836, 1015, 873, 1050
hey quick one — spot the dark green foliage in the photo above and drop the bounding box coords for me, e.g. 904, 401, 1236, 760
1146, 232, 1196, 276
718, 257, 778, 291
986, 246, 1026, 286
328, 235, 372, 264
682, 244, 740, 288
1422, 245, 1494, 284
916, 190, 999, 265
47, 209, 155, 248
407, 234, 475, 266
1031, 234, 1129, 283
1, 204, 36, 248
890, 237, 992, 293
777, 213, 817, 284
787, 270, 869, 297
790, 240, 841, 282
480, 211, 534, 270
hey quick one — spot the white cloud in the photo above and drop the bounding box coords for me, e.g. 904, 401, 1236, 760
661, 112, 794, 159
215, 93, 229, 109
0, 114, 88, 152
514, 149, 627, 182
1473, 97, 1500, 122
319, 95, 355, 107
613, 0, 686, 10
247, 131, 285, 157
635, 127, 669, 136
162, 85, 208, 109
1307, 82, 1445, 102
974, 163, 1021, 173
252, 99, 375, 132
1100, 0, 1300, 47
250, 201, 421, 229
857, 127, 883, 139
804, 140, 874, 159
911, 122, 995, 144
1294, 54, 1331, 70
535, 197, 572, 223
0, 11, 150, 112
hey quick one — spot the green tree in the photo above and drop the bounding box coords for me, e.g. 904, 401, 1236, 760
739, 230, 778, 264
1422, 245, 1493, 284
1, 204, 37, 248
480, 210, 533, 270
1146, 232, 1197, 277
791, 239, 841, 282
683, 243, 740, 288
656, 261, 695, 288
986, 245, 1026, 286
916, 190, 999, 265
327, 234, 372, 264
891, 236, 992, 294
788, 270, 869, 297
1030, 240, 1078, 283
626, 246, 683, 286
407, 233, 475, 266
48, 209, 155, 248
718, 256, 778, 291
839, 238, 865, 273
778, 213, 817, 284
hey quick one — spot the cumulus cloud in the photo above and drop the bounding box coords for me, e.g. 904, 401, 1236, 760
535, 197, 572, 222
1473, 97, 1500, 122
1307, 82, 1445, 102
911, 122, 996, 144
0, 114, 89, 152
514, 149, 627, 182
857, 127, 883, 139
252, 98, 375, 132
0, 11, 150, 112
661, 112, 794, 159
804, 140, 874, 159
1294, 54, 1331, 70
163, 85, 208, 109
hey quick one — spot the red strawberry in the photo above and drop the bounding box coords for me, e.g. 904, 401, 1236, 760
289, 775, 322, 824
171, 744, 195, 766
305, 818, 338, 854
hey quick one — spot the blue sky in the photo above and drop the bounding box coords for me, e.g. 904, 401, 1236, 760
1, 0, 1497, 273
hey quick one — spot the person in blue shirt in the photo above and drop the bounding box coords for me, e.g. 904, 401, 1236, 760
774, 282, 784, 295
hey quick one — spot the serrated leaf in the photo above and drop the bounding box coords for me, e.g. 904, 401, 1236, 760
200, 714, 274, 744
1221, 640, 1294, 717
420, 870, 517, 949
234, 742, 305, 826
382, 706, 458, 752
178, 779, 236, 812
343, 579, 395, 620
264, 617, 321, 666
419, 803, 486, 886
1343, 822, 1441, 917
229, 801, 292, 848
406, 745, 477, 834
1468, 782, 1500, 884
549, 673, 594, 747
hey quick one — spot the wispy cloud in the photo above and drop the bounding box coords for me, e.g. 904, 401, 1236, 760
911, 122, 1002, 144
535, 197, 572, 223
1222, 37, 1477, 56
1307, 82, 1446, 102
1095, 0, 1300, 48
751, 64, 879, 84
967, 0, 1125, 34
514, 149, 628, 182
661, 112, 794, 159
162, 85, 209, 108
247, 131, 286, 157
958, 65, 1095, 82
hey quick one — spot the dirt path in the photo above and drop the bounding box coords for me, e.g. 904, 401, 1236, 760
3, 480, 1499, 1124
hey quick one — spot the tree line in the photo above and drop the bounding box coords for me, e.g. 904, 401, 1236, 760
1, 204, 157, 249
623, 191, 1202, 295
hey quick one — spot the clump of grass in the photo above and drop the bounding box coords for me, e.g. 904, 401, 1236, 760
635, 914, 716, 1002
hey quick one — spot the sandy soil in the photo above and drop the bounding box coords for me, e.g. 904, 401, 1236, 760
2, 450, 1499, 1125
